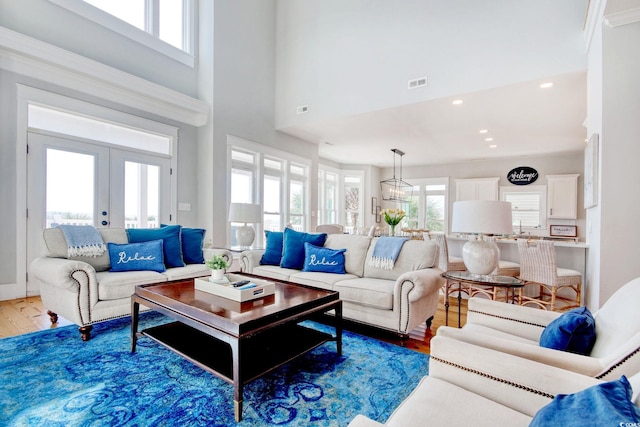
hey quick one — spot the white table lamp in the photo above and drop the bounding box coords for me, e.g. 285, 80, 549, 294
228, 203, 261, 248
451, 200, 513, 275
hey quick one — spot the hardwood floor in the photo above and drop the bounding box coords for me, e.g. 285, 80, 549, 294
0, 294, 468, 355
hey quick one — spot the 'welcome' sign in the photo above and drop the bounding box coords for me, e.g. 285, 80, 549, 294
507, 166, 538, 185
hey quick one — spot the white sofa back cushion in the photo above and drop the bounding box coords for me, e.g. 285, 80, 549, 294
324, 234, 372, 277
42, 227, 128, 272
363, 239, 439, 281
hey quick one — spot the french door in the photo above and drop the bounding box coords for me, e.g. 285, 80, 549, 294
26, 132, 171, 280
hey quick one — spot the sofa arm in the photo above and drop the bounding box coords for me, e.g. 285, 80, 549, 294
239, 249, 265, 273
436, 326, 604, 377
466, 298, 561, 341
429, 335, 601, 418
30, 257, 97, 293
394, 268, 445, 333
395, 268, 445, 302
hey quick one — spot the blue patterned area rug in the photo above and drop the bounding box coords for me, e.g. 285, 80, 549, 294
0, 313, 429, 426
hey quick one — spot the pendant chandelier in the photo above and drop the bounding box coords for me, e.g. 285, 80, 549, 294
380, 148, 413, 202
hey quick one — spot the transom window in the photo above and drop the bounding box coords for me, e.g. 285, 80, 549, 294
49, 0, 194, 66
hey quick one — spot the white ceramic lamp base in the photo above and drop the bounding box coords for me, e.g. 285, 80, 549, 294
462, 239, 499, 275
236, 224, 255, 248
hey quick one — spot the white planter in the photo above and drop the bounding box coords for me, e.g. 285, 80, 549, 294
211, 269, 224, 281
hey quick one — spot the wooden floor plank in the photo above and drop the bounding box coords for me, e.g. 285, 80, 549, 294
0, 295, 468, 354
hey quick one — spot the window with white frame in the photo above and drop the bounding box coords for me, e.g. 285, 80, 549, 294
49, 0, 194, 66
500, 185, 547, 231
343, 174, 363, 231
317, 168, 338, 225
229, 141, 310, 245
402, 178, 449, 233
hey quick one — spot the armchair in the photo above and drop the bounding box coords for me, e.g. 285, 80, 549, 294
437, 276, 640, 380
348, 335, 640, 426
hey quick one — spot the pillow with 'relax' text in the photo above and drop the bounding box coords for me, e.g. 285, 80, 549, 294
302, 242, 346, 274
108, 240, 166, 273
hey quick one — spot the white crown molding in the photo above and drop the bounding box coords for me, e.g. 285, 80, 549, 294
604, 7, 640, 27
584, 0, 606, 50
0, 26, 208, 127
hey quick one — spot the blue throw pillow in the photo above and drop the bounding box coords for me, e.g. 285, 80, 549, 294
539, 306, 596, 355
108, 240, 166, 273
280, 228, 327, 270
530, 376, 640, 427
302, 243, 346, 274
260, 230, 284, 265
161, 224, 205, 264
127, 225, 185, 268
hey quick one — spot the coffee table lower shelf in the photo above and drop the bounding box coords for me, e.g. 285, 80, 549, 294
141, 321, 335, 384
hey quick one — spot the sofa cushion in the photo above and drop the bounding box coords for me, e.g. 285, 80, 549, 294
163, 264, 210, 281
363, 239, 438, 281
260, 231, 284, 265
108, 240, 166, 273
324, 234, 372, 277
280, 228, 327, 270
289, 271, 359, 291
334, 277, 395, 310
96, 270, 167, 301
162, 224, 206, 264
539, 306, 596, 355
530, 375, 640, 427
252, 265, 298, 282
302, 243, 346, 274
127, 225, 185, 268
42, 227, 128, 272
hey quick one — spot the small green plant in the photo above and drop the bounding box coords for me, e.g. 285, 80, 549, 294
205, 255, 229, 270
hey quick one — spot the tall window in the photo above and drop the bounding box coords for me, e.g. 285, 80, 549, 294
344, 175, 362, 230
51, 0, 194, 66
402, 178, 449, 232
317, 169, 338, 225
229, 140, 310, 245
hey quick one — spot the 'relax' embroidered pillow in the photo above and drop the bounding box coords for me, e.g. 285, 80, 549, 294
302, 242, 346, 274
108, 240, 166, 272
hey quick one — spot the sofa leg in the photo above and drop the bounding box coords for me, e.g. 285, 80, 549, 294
425, 316, 434, 329
47, 310, 58, 324
398, 333, 409, 347
79, 325, 93, 341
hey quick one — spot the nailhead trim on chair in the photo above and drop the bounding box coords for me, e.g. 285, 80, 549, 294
595, 345, 640, 380
430, 355, 555, 399
468, 309, 547, 329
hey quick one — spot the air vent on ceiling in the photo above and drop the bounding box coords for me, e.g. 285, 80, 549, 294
296, 105, 309, 114
408, 76, 427, 89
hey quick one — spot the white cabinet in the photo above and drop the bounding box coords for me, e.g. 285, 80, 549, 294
547, 174, 579, 219
455, 177, 499, 201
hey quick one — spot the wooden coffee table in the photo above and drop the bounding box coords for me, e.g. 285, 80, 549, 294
130, 274, 342, 422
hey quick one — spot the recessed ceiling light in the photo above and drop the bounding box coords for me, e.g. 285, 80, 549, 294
489, 144, 497, 148
485, 137, 494, 142
452, 99, 463, 105
540, 82, 554, 89
479, 129, 489, 134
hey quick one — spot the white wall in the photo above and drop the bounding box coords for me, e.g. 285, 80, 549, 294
598, 17, 640, 303
275, 0, 587, 130
202, 0, 318, 246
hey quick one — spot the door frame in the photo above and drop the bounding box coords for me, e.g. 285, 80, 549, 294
9, 85, 178, 300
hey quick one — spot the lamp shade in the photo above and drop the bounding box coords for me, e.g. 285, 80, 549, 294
228, 203, 261, 224
451, 200, 513, 235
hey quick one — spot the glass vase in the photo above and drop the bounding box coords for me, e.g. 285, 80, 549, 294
389, 224, 396, 236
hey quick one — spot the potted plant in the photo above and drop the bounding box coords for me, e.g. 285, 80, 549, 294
205, 254, 230, 281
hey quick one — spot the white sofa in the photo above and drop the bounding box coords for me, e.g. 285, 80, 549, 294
239, 234, 445, 339
437, 276, 640, 380
348, 335, 640, 426
29, 227, 230, 340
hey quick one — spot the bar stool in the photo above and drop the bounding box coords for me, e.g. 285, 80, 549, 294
516, 238, 581, 311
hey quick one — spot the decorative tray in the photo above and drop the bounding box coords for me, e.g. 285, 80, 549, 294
194, 273, 275, 302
